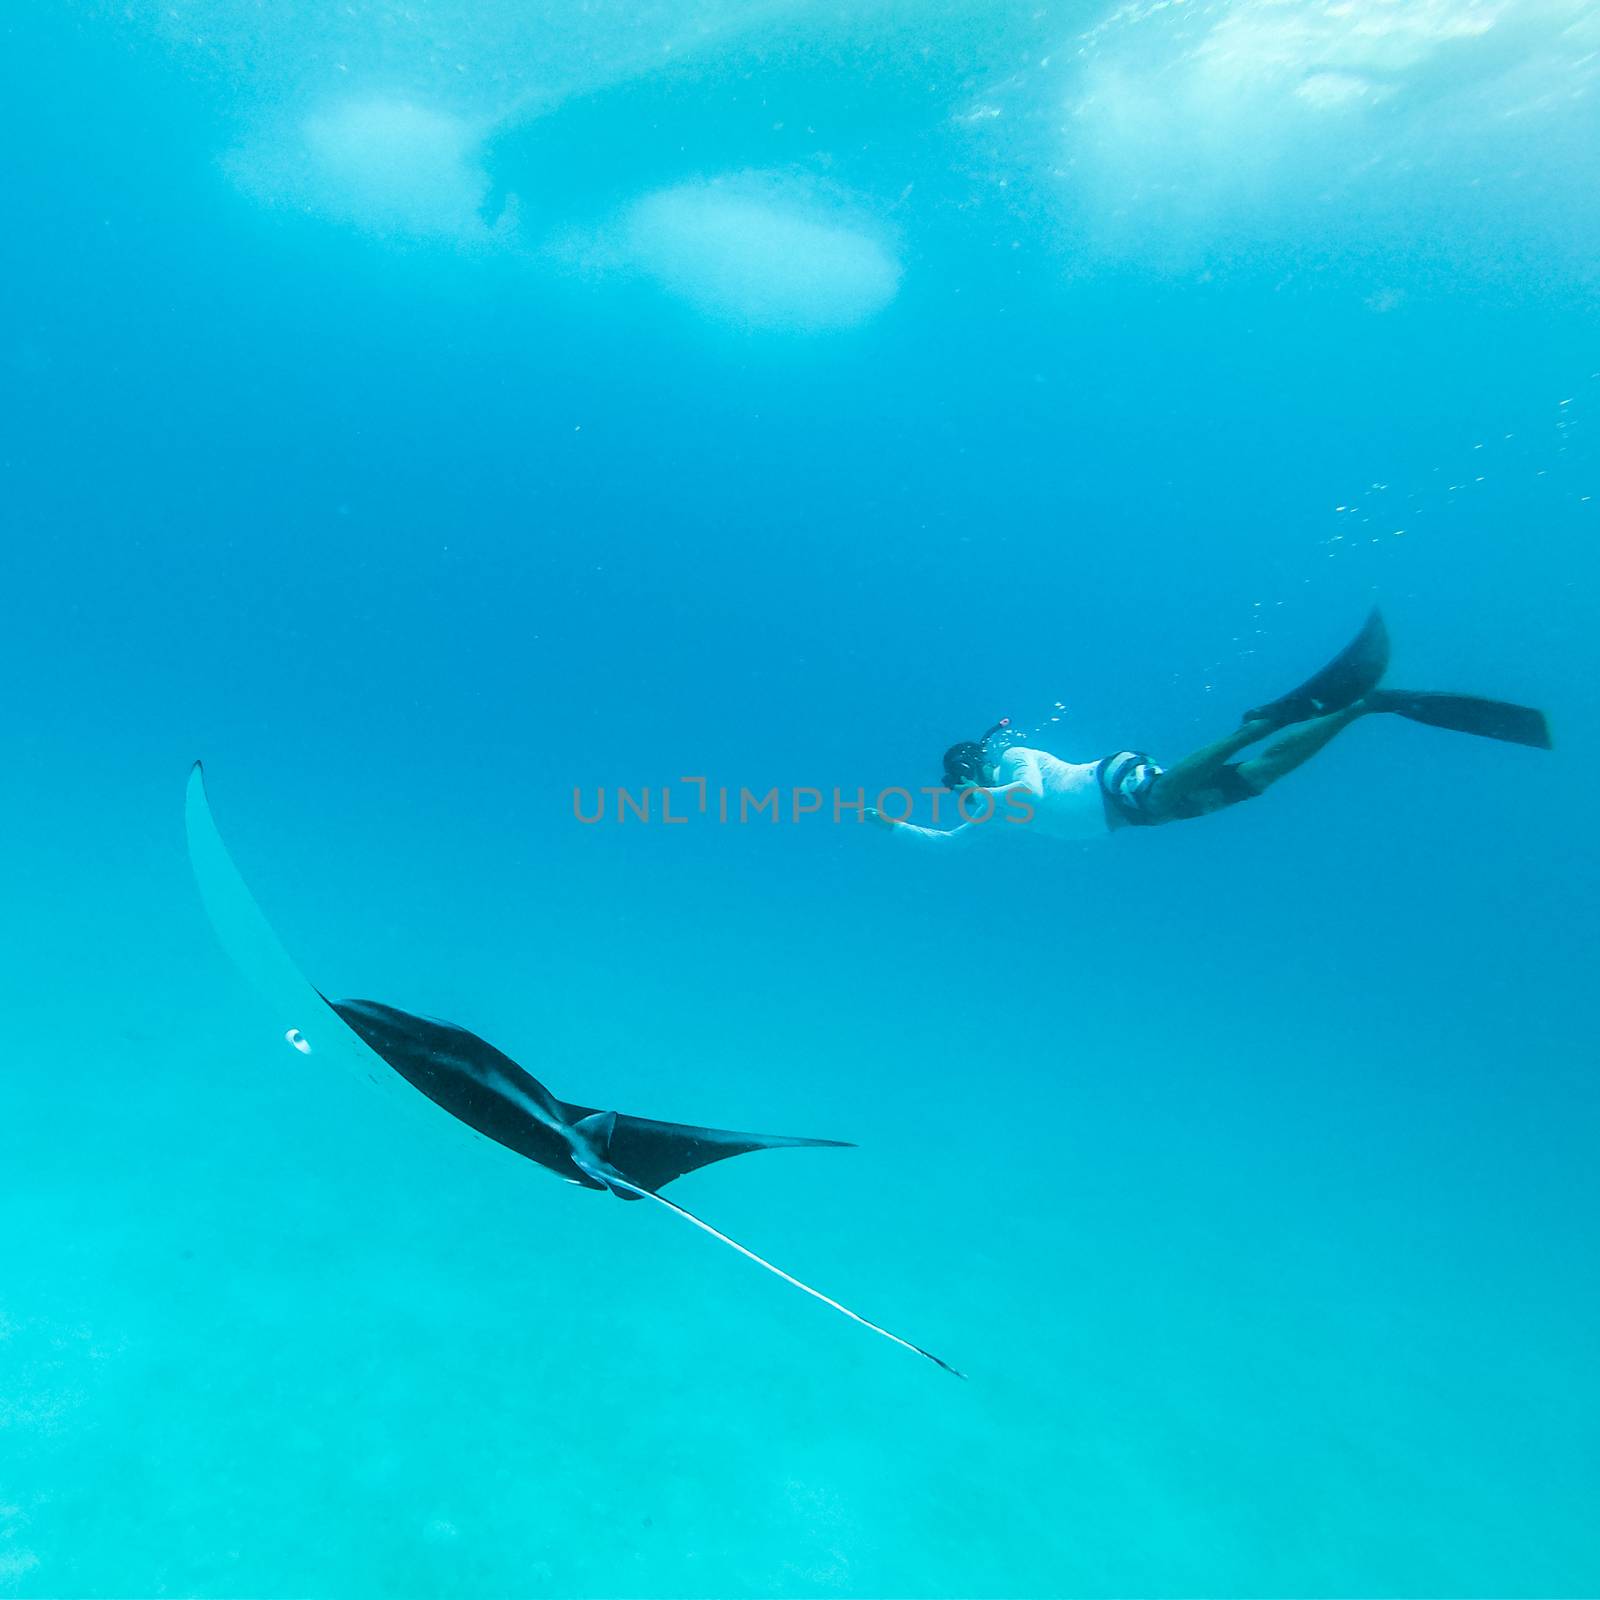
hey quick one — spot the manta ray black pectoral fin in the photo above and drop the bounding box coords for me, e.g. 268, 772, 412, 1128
561, 1103, 854, 1194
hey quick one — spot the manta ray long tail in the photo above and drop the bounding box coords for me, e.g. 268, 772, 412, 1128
601, 1170, 965, 1378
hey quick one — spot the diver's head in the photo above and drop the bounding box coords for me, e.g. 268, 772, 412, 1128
941, 742, 988, 790
941, 719, 1010, 789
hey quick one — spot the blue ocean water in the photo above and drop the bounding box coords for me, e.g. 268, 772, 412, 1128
3, 2, 1598, 1594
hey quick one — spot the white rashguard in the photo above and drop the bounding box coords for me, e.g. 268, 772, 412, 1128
891, 745, 1113, 846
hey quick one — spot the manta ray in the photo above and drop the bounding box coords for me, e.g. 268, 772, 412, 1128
185, 764, 961, 1377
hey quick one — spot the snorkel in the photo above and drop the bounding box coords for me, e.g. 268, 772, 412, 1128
940, 718, 1011, 789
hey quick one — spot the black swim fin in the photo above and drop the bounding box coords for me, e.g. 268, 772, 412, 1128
1244, 607, 1390, 729
1366, 690, 1553, 750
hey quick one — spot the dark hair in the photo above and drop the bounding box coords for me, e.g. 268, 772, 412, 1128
940, 719, 1009, 789
941, 742, 986, 789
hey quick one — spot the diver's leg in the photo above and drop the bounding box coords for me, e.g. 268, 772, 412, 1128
1132, 718, 1279, 822
1232, 700, 1368, 794
1133, 609, 1389, 822
1147, 718, 1276, 792
1140, 702, 1366, 821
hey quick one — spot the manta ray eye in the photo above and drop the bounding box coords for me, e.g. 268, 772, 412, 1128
285, 1028, 312, 1055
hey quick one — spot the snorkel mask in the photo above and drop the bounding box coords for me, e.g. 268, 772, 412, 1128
940, 719, 1010, 789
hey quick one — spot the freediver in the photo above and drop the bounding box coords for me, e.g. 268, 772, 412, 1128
868, 610, 1552, 846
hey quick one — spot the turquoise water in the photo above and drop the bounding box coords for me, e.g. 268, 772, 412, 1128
3, 2, 1598, 1595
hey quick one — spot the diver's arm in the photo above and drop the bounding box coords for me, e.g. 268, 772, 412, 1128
867, 780, 1031, 844
978, 779, 1035, 806
880, 816, 980, 846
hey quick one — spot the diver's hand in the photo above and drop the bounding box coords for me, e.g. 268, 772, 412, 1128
863, 806, 897, 831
